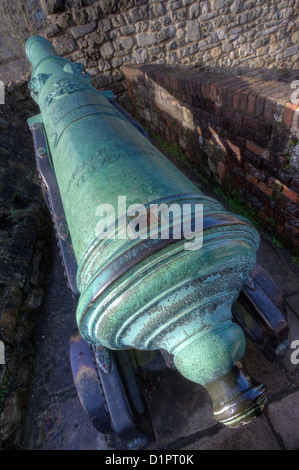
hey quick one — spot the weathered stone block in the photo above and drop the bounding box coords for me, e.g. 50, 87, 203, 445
52, 35, 76, 55
111, 14, 125, 27
150, 2, 166, 18
23, 287, 44, 311
40, 0, 65, 15
71, 22, 96, 39
167, 0, 182, 10
157, 25, 176, 42
84, 48, 100, 61
135, 21, 149, 33
211, 46, 222, 58
98, 0, 118, 14
268, 391, 299, 449
55, 11, 73, 29
97, 19, 112, 33
121, 24, 135, 35
189, 3, 200, 19
92, 72, 112, 90
132, 48, 148, 64
46, 24, 60, 38
86, 5, 100, 22
65, 0, 82, 9
72, 7, 87, 25
186, 20, 201, 42
111, 56, 123, 68
87, 32, 105, 48
119, 36, 135, 50
98, 58, 111, 72
100, 42, 114, 57
136, 33, 157, 47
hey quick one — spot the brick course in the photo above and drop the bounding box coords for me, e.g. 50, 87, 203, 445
124, 64, 299, 254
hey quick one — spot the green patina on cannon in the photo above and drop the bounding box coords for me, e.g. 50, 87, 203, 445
26, 36, 267, 428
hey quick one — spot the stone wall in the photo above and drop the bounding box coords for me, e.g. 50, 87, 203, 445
41, 0, 299, 104
0, 80, 52, 448
124, 64, 299, 254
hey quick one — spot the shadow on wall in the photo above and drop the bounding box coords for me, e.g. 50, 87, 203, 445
91, 57, 299, 107
123, 64, 299, 254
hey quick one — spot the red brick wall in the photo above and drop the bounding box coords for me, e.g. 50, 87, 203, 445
124, 64, 299, 254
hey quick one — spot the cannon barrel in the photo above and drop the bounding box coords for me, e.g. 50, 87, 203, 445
26, 36, 267, 427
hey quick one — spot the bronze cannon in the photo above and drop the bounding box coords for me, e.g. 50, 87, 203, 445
26, 36, 289, 448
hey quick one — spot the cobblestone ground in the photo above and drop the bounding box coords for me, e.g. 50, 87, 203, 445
21, 133, 299, 451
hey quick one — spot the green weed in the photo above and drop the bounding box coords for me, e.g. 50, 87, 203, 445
7, 208, 17, 219
271, 236, 283, 248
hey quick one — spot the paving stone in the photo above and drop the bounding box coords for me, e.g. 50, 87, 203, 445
34, 396, 106, 450
267, 391, 299, 450
257, 235, 299, 295
182, 416, 280, 450
243, 338, 290, 397
142, 368, 216, 448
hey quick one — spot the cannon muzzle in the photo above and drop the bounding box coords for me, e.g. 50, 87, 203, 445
26, 36, 267, 427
